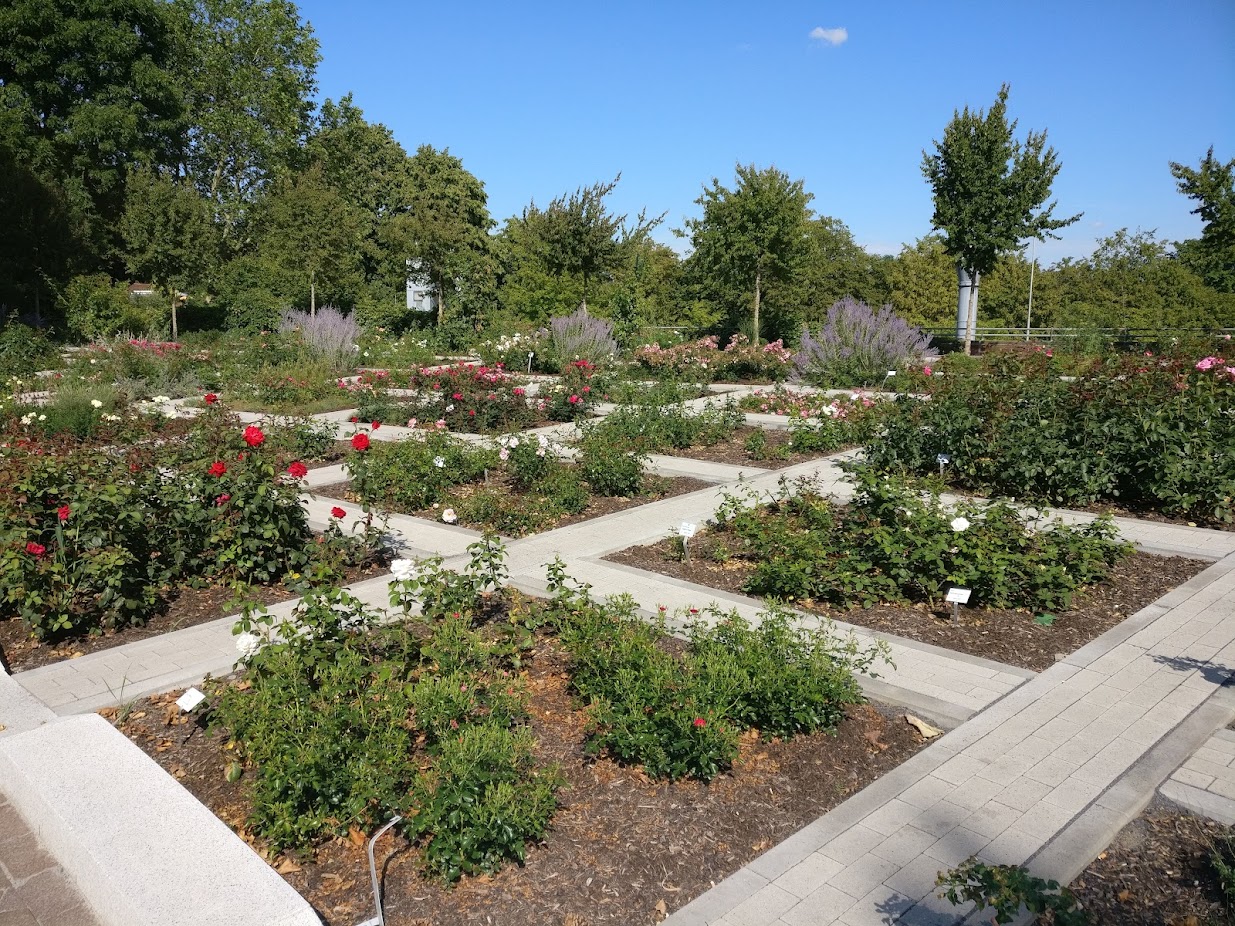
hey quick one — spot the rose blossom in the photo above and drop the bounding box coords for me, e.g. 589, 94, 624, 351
209, 461, 227, 477
242, 425, 265, 447
286, 461, 308, 478
330, 506, 347, 519
351, 432, 371, 451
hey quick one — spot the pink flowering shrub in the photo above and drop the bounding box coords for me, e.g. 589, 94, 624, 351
635, 333, 793, 382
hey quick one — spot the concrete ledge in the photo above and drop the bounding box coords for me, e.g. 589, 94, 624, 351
1159, 780, 1235, 826
0, 667, 57, 738
0, 714, 321, 926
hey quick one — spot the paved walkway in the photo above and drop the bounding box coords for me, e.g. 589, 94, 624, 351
6, 394, 1235, 926
0, 793, 101, 926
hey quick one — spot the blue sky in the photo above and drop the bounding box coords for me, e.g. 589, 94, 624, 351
297, 1, 1235, 266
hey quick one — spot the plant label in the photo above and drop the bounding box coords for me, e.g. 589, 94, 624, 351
679, 521, 696, 538
936, 453, 951, 465
886, 370, 897, 377
176, 687, 206, 712
945, 586, 972, 604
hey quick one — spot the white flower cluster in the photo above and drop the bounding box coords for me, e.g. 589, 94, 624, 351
390, 558, 415, 581
235, 631, 266, 660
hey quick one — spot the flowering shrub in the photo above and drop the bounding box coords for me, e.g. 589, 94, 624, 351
545, 561, 888, 781
0, 412, 350, 639
865, 354, 1235, 524
587, 399, 744, 454
543, 359, 600, 421
348, 429, 495, 512
217, 542, 561, 879
712, 471, 1130, 610
635, 333, 793, 382
394, 363, 538, 434
545, 307, 618, 366
475, 330, 547, 371
794, 298, 934, 387
279, 306, 358, 369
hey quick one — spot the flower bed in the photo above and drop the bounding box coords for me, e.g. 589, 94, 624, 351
331, 429, 707, 537
865, 352, 1235, 526
604, 473, 1205, 672
634, 334, 793, 382
109, 549, 929, 925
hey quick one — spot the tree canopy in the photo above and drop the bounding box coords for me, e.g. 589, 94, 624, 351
1171, 147, 1235, 294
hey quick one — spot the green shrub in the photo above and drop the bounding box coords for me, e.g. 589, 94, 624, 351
936, 858, 1088, 925
0, 322, 58, 380
720, 471, 1130, 611
349, 429, 495, 511
576, 427, 646, 496
60, 274, 167, 341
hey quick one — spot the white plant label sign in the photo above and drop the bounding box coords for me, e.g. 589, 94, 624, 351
945, 586, 972, 604
176, 687, 206, 712
679, 521, 697, 538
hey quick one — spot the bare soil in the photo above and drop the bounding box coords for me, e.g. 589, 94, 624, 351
662, 427, 853, 470
109, 633, 932, 926
1054, 797, 1235, 925
605, 531, 1207, 673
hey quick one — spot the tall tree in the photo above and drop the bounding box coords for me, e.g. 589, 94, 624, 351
172, 0, 319, 250
0, 0, 181, 299
255, 163, 366, 314
1170, 147, 1235, 293
922, 84, 1079, 352
681, 164, 813, 344
889, 235, 956, 328
790, 217, 891, 328
383, 145, 494, 325
120, 168, 218, 339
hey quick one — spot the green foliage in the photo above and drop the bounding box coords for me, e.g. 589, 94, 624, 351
59, 276, 166, 342
0, 322, 58, 380
864, 355, 1235, 524
549, 581, 887, 781
681, 163, 814, 343
588, 399, 744, 454
351, 429, 494, 511
717, 472, 1130, 611
936, 858, 1088, 925
575, 425, 647, 497
1171, 147, 1235, 294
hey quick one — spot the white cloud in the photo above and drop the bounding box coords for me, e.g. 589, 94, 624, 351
809, 26, 848, 46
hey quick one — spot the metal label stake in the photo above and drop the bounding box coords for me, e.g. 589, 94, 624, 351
357, 815, 402, 926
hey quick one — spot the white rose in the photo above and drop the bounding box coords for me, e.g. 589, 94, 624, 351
950, 517, 971, 532
91, 399, 103, 409
441, 508, 458, 524
390, 558, 415, 581
235, 631, 265, 660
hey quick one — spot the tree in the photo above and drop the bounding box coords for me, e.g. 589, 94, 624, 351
172, 0, 320, 250
1170, 147, 1235, 293
889, 235, 956, 328
681, 164, 813, 344
383, 145, 495, 325
255, 164, 366, 314
0, 0, 181, 293
120, 169, 218, 339
922, 84, 1079, 352
790, 217, 892, 329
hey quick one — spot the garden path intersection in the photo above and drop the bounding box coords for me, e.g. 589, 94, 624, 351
2, 393, 1234, 926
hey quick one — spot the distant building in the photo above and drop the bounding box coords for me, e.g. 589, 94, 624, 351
405, 260, 439, 314
127, 282, 157, 299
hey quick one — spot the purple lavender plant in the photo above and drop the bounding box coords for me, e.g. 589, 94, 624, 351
794, 298, 934, 387
280, 307, 359, 369
547, 307, 618, 366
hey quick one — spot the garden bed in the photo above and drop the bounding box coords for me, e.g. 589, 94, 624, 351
109, 647, 930, 926
1050, 797, 1234, 924
605, 532, 1206, 672
0, 559, 391, 673
314, 473, 712, 537
662, 426, 854, 470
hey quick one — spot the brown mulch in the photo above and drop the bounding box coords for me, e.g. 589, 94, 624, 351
108, 634, 932, 926
604, 532, 1207, 672
0, 560, 390, 674
314, 475, 713, 537
1054, 798, 1235, 925
661, 427, 852, 470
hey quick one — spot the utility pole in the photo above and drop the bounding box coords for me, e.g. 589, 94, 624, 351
1025, 238, 1037, 340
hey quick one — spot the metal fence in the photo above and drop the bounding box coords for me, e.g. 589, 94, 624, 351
922, 327, 1235, 347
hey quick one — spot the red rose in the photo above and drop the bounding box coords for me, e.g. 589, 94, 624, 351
371, 421, 381, 430
286, 461, 308, 479
242, 425, 264, 447
57, 505, 71, 521
215, 494, 230, 506
330, 506, 347, 519
204, 393, 219, 405
209, 461, 227, 477
452, 392, 463, 400
351, 432, 370, 451
26, 542, 46, 556
693, 717, 707, 728
568, 394, 580, 404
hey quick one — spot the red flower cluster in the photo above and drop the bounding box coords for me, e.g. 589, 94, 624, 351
351, 432, 371, 451
26, 542, 45, 556
57, 505, 71, 521
693, 717, 707, 728
330, 506, 347, 519
242, 425, 265, 447
286, 461, 308, 479
204, 393, 219, 405
208, 461, 227, 477
215, 494, 230, 506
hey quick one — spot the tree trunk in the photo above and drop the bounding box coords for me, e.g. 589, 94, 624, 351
310, 273, 316, 318
753, 271, 762, 347
581, 272, 589, 313
170, 290, 179, 341
436, 280, 445, 326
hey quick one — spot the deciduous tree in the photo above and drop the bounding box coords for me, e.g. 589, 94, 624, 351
1170, 147, 1235, 293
